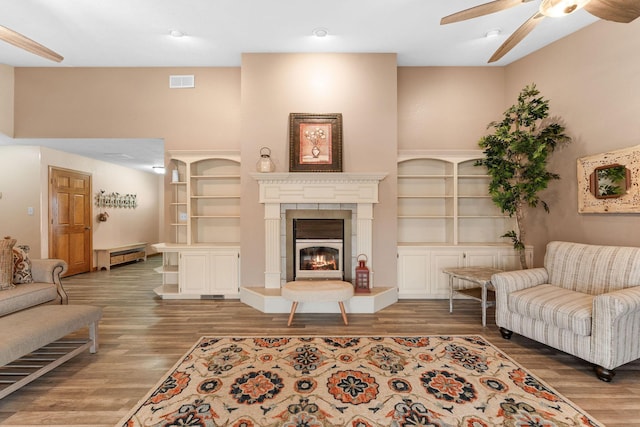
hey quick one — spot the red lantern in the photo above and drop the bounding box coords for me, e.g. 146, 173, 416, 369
355, 254, 370, 293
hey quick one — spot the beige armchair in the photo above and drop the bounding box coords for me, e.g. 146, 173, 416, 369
491, 241, 640, 382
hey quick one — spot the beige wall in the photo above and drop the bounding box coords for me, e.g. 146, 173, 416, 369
0, 65, 14, 136
0, 146, 41, 252
240, 53, 399, 286
13, 66, 241, 242
14, 67, 241, 150
0, 145, 162, 262
505, 19, 640, 265
398, 67, 506, 150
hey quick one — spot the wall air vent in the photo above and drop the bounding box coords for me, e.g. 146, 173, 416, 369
169, 75, 195, 89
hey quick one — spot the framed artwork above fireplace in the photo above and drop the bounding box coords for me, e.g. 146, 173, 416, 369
289, 113, 342, 172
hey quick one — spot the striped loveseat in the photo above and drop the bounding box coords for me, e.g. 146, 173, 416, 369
492, 241, 640, 382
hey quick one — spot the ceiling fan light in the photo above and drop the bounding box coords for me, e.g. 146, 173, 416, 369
539, 0, 591, 17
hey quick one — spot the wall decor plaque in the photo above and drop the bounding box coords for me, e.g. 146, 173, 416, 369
577, 145, 640, 213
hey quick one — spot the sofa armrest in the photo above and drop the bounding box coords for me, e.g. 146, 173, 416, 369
492, 268, 548, 329
491, 268, 549, 293
591, 286, 640, 369
30, 259, 69, 305
596, 286, 640, 317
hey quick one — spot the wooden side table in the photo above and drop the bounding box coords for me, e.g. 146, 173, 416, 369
442, 266, 503, 327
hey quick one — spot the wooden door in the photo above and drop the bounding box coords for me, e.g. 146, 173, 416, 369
49, 167, 92, 276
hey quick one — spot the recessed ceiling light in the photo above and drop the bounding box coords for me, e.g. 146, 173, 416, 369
485, 28, 502, 38
312, 27, 329, 38
169, 29, 185, 38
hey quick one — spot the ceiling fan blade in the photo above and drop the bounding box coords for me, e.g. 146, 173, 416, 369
441, 0, 535, 25
488, 12, 545, 62
0, 25, 63, 63
584, 0, 640, 23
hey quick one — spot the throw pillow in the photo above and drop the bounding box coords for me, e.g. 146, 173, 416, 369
0, 236, 16, 290
13, 245, 34, 284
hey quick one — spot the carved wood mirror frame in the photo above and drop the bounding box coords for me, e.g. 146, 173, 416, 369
577, 145, 640, 213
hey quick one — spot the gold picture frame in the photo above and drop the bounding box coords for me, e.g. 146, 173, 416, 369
289, 113, 342, 172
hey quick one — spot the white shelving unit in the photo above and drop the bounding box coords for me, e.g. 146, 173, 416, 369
397, 150, 532, 298
155, 150, 241, 299
169, 158, 188, 244
397, 150, 516, 245
153, 243, 240, 299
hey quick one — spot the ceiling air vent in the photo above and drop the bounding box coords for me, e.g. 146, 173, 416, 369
169, 75, 195, 89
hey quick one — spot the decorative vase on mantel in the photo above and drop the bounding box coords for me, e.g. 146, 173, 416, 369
256, 147, 276, 173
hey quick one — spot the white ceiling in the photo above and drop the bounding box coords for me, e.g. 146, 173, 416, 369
0, 0, 601, 172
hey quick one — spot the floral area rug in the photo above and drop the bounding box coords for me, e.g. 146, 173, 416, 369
120, 335, 602, 427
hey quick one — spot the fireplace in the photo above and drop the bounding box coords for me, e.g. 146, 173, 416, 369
286, 210, 352, 282
249, 172, 387, 290
296, 239, 343, 279
243, 172, 396, 314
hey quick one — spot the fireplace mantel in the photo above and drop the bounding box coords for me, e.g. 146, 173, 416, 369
250, 172, 387, 204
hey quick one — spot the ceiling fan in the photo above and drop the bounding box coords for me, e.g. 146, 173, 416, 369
0, 24, 63, 62
441, 0, 640, 63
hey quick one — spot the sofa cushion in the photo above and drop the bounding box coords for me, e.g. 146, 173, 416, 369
13, 245, 34, 284
0, 282, 58, 317
0, 237, 16, 290
544, 241, 640, 295
508, 284, 594, 336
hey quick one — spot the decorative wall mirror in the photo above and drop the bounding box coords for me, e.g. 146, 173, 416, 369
577, 145, 640, 213
590, 164, 630, 199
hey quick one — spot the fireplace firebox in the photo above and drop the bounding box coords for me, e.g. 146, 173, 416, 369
286, 210, 352, 282
295, 239, 343, 279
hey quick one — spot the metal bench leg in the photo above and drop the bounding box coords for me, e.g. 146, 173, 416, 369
89, 320, 99, 353
287, 302, 298, 326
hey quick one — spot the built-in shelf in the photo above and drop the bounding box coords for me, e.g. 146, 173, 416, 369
156, 151, 242, 300
168, 150, 241, 245
397, 150, 515, 245
396, 150, 528, 299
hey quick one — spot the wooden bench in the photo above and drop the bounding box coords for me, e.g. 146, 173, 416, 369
0, 305, 102, 399
95, 242, 147, 270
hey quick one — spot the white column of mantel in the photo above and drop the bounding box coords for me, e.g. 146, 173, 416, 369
264, 203, 281, 289
356, 203, 374, 286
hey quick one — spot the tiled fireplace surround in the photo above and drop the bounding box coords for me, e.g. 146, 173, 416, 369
239, 172, 398, 314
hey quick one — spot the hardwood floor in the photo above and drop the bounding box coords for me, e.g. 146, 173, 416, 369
1, 255, 638, 426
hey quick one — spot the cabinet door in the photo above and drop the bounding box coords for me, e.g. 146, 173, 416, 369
179, 251, 209, 294
397, 249, 430, 298
463, 249, 498, 268
431, 251, 464, 298
210, 250, 239, 295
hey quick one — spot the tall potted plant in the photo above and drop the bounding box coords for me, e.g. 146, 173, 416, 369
477, 84, 571, 269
